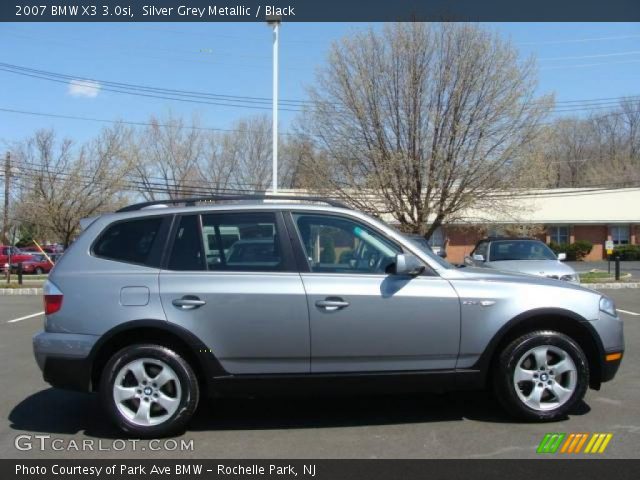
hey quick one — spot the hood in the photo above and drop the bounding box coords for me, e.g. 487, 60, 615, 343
485, 260, 576, 279
441, 265, 586, 291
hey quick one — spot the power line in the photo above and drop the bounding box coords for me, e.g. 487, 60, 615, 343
0, 106, 304, 137
519, 34, 640, 46
0, 62, 316, 107
2, 104, 637, 140
1, 62, 639, 115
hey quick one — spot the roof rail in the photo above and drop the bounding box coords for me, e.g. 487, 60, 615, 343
116, 194, 349, 213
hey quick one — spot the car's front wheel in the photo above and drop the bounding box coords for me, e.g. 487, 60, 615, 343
494, 330, 589, 421
100, 344, 200, 437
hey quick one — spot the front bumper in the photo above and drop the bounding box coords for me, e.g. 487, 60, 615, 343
601, 351, 623, 383
589, 310, 625, 385
33, 330, 99, 392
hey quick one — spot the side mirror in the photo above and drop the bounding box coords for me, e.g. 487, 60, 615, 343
393, 253, 426, 276
557, 252, 567, 261
473, 254, 485, 262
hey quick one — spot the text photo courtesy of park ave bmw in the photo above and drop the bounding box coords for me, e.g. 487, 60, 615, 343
1, 1, 640, 479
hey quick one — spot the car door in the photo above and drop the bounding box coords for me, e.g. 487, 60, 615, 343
288, 212, 460, 373
159, 211, 310, 375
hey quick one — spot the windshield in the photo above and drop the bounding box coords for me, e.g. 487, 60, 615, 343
489, 240, 557, 261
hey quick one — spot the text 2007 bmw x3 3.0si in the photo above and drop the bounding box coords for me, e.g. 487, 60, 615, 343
33, 195, 624, 437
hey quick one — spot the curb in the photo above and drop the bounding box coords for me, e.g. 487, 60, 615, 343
0, 288, 43, 295
584, 282, 640, 289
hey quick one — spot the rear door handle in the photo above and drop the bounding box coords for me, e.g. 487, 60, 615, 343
315, 298, 350, 312
172, 296, 206, 310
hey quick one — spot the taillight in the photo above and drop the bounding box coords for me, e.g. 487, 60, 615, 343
44, 294, 63, 315
43, 280, 63, 315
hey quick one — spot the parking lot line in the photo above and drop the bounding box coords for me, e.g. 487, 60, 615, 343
618, 309, 640, 316
6, 311, 44, 323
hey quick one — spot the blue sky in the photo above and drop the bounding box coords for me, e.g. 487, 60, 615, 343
1, 22, 639, 146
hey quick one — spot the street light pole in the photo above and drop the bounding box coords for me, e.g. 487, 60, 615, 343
268, 18, 281, 193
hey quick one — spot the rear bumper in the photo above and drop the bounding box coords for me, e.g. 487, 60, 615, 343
33, 330, 99, 392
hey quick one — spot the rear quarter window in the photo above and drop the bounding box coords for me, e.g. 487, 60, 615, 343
93, 217, 164, 266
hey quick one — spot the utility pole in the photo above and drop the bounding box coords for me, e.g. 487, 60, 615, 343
1, 152, 10, 245
267, 15, 281, 193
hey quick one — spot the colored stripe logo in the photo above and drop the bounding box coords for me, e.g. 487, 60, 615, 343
537, 433, 613, 454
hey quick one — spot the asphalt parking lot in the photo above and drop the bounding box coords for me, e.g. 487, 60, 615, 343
0, 291, 638, 459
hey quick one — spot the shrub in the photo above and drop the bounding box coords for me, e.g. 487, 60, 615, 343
549, 240, 593, 261
613, 244, 640, 261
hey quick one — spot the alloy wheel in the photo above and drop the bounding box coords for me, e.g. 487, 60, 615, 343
112, 357, 182, 426
513, 345, 577, 411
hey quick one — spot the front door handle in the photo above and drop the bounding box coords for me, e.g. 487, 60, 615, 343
172, 296, 206, 310
315, 298, 350, 312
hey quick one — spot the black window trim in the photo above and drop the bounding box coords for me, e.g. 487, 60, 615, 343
161, 209, 297, 273
284, 210, 436, 277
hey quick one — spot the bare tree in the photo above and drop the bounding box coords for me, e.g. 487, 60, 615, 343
299, 23, 552, 237
14, 127, 133, 247
132, 114, 205, 200
201, 116, 274, 192
532, 99, 640, 188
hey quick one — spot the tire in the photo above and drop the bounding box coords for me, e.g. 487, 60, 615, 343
493, 330, 589, 422
35, 267, 43, 275
100, 344, 200, 437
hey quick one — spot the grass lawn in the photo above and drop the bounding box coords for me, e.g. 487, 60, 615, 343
580, 270, 633, 283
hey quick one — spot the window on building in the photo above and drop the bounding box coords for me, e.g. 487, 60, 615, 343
548, 226, 569, 245
611, 225, 630, 245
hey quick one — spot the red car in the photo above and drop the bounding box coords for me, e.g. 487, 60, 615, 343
10, 253, 56, 274
0, 246, 33, 269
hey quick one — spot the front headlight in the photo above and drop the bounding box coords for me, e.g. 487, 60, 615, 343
600, 296, 617, 317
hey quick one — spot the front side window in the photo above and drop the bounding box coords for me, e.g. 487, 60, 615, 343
93, 217, 163, 266
549, 226, 569, 245
167, 212, 284, 272
293, 214, 401, 274
611, 225, 630, 245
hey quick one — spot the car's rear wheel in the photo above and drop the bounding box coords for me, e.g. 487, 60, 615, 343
100, 344, 199, 437
493, 330, 588, 421
35, 267, 43, 275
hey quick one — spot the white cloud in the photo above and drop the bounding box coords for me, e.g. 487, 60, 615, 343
67, 79, 101, 98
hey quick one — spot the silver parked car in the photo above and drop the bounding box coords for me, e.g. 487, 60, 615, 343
464, 238, 580, 284
33, 196, 624, 437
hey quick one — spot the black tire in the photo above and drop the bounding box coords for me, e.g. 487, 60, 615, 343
493, 330, 589, 422
100, 344, 200, 437
35, 267, 43, 275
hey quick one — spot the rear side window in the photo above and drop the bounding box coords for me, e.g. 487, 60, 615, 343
167, 212, 284, 272
93, 217, 163, 266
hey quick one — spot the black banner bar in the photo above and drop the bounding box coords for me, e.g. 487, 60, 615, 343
4, 460, 640, 480
2, 0, 640, 22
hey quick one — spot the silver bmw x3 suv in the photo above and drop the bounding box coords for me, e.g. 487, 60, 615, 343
33, 195, 624, 437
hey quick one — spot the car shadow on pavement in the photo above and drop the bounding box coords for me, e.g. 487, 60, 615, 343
9, 388, 591, 439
